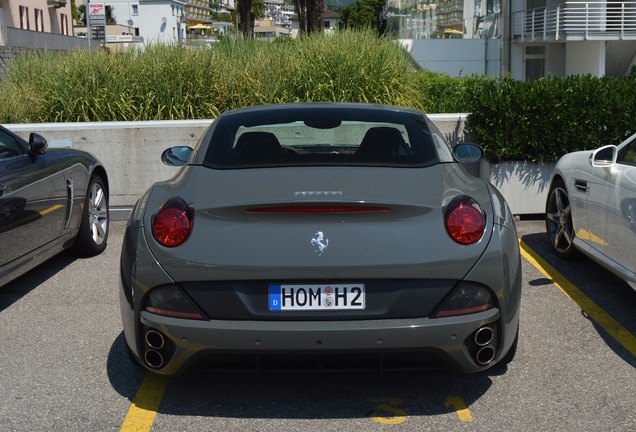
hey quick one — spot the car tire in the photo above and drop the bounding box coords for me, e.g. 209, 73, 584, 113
74, 175, 109, 256
545, 179, 578, 259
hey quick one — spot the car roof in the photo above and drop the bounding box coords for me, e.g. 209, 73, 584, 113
218, 103, 425, 118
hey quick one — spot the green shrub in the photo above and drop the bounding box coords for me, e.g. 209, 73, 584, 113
414, 70, 471, 113
464, 74, 636, 162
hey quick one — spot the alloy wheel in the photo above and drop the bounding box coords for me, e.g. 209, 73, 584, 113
546, 185, 574, 254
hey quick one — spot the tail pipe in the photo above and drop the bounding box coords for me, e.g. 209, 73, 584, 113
468, 324, 498, 366
144, 349, 164, 369
141, 327, 174, 370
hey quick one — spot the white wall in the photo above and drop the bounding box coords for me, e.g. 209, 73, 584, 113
566, 41, 605, 76
548, 43, 566, 76
403, 39, 502, 76
105, 0, 186, 45
135, 2, 184, 44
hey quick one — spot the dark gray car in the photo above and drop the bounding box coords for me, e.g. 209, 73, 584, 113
0, 125, 109, 287
120, 103, 521, 375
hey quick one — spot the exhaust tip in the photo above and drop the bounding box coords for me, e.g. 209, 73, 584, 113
474, 326, 494, 347
144, 349, 164, 369
145, 330, 165, 349
475, 346, 496, 365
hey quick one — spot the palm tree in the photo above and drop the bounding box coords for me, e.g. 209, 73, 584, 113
236, 0, 265, 37
294, 0, 324, 35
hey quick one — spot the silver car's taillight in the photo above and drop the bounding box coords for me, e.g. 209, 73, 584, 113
445, 195, 486, 245
152, 197, 193, 247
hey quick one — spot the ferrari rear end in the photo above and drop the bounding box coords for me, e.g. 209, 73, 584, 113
119, 103, 521, 375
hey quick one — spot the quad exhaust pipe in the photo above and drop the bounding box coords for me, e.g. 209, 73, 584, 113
472, 326, 496, 365
142, 329, 171, 369
144, 349, 164, 369
474, 326, 494, 346
475, 345, 496, 365
145, 329, 166, 349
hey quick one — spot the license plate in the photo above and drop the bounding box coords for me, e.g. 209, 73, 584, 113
269, 284, 365, 311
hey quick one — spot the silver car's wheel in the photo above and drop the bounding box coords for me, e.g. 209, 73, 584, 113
74, 175, 108, 256
545, 179, 577, 258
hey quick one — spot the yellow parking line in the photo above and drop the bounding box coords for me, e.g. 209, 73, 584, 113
444, 396, 473, 422
520, 240, 636, 358
120, 372, 168, 432
39, 204, 64, 216
368, 397, 408, 425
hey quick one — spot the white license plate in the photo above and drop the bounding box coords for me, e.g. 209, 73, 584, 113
268, 284, 365, 311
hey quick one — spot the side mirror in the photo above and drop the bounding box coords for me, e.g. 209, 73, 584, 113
453, 143, 484, 163
590, 145, 617, 168
28, 133, 48, 155
161, 146, 193, 167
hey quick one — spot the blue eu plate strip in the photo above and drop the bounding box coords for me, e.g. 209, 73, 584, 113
269, 284, 281, 311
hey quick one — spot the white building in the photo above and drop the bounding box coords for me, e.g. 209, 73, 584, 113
264, 0, 294, 28
290, 10, 340, 38
77, 0, 187, 45
0, 0, 85, 49
510, 0, 636, 79
394, 0, 636, 79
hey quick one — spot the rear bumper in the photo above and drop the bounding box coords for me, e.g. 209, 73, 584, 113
133, 308, 502, 375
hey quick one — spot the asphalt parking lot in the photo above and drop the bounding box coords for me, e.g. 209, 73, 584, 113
0, 219, 635, 432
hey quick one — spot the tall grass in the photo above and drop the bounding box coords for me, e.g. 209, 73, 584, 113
0, 30, 427, 123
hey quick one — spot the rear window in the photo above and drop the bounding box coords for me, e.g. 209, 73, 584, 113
202, 106, 443, 168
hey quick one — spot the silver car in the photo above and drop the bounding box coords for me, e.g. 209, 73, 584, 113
120, 103, 521, 375
546, 132, 636, 291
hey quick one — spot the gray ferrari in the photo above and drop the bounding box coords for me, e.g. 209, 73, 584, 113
120, 103, 521, 375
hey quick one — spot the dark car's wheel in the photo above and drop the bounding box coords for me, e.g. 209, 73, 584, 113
74, 175, 108, 256
545, 179, 577, 259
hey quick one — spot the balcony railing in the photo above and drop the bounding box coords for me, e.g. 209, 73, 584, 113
47, 0, 67, 8
513, 2, 636, 41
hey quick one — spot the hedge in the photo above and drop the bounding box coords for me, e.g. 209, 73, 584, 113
421, 72, 636, 163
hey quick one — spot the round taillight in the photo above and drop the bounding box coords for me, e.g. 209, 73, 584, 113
152, 198, 193, 247
445, 197, 485, 245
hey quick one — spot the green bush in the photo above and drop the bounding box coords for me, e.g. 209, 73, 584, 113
464, 74, 636, 162
414, 70, 471, 114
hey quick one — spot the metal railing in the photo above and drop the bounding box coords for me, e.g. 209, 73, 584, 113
513, 2, 636, 41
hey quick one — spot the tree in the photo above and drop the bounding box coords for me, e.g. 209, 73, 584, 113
71, 0, 79, 24
294, 0, 324, 36
306, 0, 324, 34
340, 0, 386, 34
236, 0, 265, 37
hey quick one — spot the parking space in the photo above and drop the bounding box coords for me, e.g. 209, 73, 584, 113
0, 220, 635, 431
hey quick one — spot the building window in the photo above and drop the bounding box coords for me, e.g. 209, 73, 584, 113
34, 9, 44, 32
525, 46, 546, 80
61, 13, 69, 35
132, 4, 139, 16
324, 21, 330, 29
19, 6, 29, 30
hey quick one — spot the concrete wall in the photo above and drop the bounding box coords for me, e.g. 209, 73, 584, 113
4, 116, 473, 208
